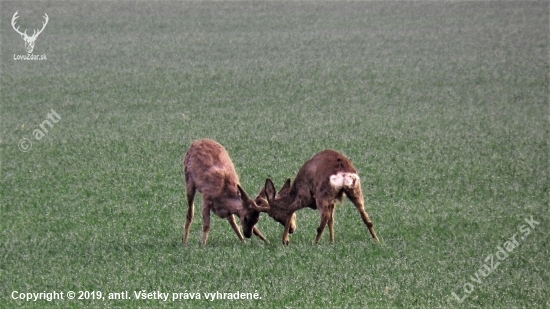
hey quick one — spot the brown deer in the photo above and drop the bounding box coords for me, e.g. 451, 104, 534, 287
256, 149, 379, 245
183, 139, 269, 246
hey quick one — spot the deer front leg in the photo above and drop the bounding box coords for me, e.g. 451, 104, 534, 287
282, 214, 295, 245
183, 184, 196, 245
201, 205, 211, 246
252, 226, 269, 243
281, 194, 310, 245
227, 215, 245, 242
288, 212, 297, 234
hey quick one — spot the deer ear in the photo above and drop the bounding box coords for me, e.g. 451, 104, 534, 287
281, 178, 291, 191
237, 184, 249, 201
264, 179, 276, 203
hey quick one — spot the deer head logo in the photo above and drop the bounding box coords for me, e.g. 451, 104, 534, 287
11, 11, 49, 54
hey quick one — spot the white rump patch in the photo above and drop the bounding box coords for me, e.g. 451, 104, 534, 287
329, 172, 359, 189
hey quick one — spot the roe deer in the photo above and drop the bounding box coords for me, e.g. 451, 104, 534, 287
183, 139, 269, 246
256, 149, 379, 245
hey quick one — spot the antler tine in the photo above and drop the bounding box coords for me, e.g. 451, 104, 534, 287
11, 11, 27, 36
42, 13, 49, 27
31, 13, 49, 39
253, 197, 271, 212
11, 10, 19, 24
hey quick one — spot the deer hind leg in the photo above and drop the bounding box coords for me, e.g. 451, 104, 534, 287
200, 202, 212, 246
227, 215, 245, 242
314, 200, 333, 244
328, 207, 335, 243
346, 184, 379, 242
183, 183, 196, 245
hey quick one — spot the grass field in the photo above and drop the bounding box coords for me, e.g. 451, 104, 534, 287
1, 1, 548, 308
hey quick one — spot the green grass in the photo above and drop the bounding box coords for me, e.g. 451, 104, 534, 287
1, 1, 548, 308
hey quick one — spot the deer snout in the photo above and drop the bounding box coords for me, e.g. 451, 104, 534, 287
242, 216, 257, 238
25, 41, 35, 53
242, 224, 253, 238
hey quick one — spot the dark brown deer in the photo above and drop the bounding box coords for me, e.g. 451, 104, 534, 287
183, 139, 269, 246
257, 150, 379, 245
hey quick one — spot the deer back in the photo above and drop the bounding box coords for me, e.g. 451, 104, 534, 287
291, 150, 357, 198
184, 139, 240, 199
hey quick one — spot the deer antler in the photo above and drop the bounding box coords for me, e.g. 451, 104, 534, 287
11, 11, 49, 40
253, 197, 271, 212
11, 11, 27, 37
237, 184, 270, 212
30, 13, 49, 39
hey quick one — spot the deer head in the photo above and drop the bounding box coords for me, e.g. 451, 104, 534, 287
237, 185, 270, 238
11, 11, 49, 54
256, 178, 297, 234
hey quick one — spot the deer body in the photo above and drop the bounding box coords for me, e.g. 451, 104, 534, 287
183, 139, 268, 246
259, 150, 379, 245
